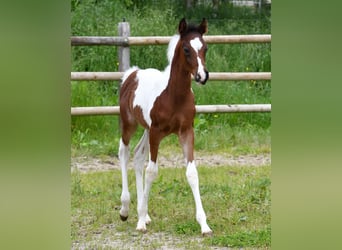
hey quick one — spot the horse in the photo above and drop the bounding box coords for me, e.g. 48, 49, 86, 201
118, 18, 212, 236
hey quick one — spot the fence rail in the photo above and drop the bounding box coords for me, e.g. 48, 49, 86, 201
71, 34, 271, 46
71, 22, 271, 116
71, 104, 271, 116
71, 72, 271, 81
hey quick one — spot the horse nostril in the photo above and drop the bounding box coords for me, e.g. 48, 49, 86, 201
195, 74, 201, 82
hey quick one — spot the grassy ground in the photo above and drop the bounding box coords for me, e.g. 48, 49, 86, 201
71, 164, 271, 249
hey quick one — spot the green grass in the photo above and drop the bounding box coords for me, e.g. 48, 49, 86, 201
71, 115, 270, 158
71, 164, 271, 248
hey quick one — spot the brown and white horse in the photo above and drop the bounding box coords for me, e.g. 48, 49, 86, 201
118, 18, 212, 236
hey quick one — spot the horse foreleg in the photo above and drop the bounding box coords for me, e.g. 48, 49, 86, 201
180, 129, 213, 236
186, 161, 213, 236
119, 138, 130, 221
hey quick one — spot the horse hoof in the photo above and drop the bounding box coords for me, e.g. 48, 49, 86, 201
136, 227, 147, 234
202, 230, 213, 237
145, 214, 151, 225
120, 214, 128, 221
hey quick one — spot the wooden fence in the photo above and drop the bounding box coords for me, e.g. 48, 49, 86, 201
71, 22, 271, 116
71, 34, 271, 46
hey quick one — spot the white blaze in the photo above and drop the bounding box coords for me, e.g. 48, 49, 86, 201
190, 38, 206, 81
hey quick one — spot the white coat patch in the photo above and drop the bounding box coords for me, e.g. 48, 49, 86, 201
133, 68, 169, 127
123, 34, 181, 127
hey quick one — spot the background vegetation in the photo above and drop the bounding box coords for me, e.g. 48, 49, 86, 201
71, 0, 271, 157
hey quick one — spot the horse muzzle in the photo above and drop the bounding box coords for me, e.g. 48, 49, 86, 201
195, 70, 209, 85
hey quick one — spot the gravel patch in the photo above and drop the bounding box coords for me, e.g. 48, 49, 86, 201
72, 228, 210, 250
71, 153, 271, 173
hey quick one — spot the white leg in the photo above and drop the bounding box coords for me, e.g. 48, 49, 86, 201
136, 160, 158, 232
186, 161, 213, 236
119, 139, 130, 221
133, 130, 151, 225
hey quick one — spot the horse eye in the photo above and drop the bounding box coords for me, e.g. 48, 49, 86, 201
183, 47, 190, 56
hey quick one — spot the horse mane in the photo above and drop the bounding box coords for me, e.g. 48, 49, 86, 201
121, 34, 180, 85
167, 34, 180, 64
182, 23, 201, 35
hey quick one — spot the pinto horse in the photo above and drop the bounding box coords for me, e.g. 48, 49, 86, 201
118, 18, 212, 236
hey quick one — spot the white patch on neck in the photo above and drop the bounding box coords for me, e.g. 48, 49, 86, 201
190, 37, 203, 53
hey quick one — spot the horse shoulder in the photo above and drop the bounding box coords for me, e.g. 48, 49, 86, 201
133, 68, 169, 128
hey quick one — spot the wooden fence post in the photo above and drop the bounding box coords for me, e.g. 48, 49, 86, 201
118, 20, 130, 73
117, 20, 130, 133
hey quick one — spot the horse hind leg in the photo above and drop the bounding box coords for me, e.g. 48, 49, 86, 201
136, 160, 158, 232
133, 130, 151, 226
136, 127, 161, 232
118, 118, 138, 221
119, 138, 130, 221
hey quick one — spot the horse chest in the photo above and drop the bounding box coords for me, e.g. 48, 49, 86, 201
150, 95, 195, 134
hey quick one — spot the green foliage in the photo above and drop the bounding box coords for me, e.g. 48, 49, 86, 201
71, 1, 271, 156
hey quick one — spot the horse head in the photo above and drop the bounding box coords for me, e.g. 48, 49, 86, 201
178, 18, 209, 85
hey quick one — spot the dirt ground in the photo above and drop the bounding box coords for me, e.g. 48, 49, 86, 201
71, 152, 271, 173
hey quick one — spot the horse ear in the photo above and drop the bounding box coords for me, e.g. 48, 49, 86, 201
198, 18, 208, 35
178, 18, 187, 35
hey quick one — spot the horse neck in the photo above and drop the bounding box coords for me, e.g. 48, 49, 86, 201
166, 55, 192, 101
